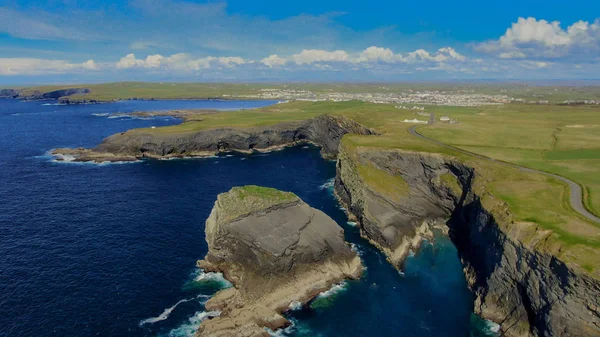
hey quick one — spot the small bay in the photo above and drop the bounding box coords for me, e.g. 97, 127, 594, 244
0, 98, 495, 337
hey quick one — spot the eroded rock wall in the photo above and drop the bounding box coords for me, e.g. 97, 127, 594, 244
334, 145, 600, 337
196, 187, 362, 337
54, 115, 376, 162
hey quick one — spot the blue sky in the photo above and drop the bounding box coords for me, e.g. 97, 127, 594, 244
1, 0, 600, 83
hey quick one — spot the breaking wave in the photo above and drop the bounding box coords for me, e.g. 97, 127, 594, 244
317, 282, 347, 299
485, 320, 501, 334
288, 300, 302, 311
319, 178, 335, 191
267, 318, 319, 337
139, 294, 210, 326
162, 310, 221, 337
350, 243, 364, 256
346, 221, 357, 227
183, 268, 233, 290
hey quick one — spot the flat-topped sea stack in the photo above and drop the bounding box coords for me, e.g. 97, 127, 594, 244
196, 186, 362, 337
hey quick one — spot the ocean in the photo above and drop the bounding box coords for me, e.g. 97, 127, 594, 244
0, 98, 497, 337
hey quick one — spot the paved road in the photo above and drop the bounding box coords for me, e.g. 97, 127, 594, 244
409, 126, 600, 225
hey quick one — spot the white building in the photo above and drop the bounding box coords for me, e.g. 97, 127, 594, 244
403, 118, 428, 124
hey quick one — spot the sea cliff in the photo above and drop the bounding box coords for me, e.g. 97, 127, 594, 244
196, 186, 362, 337
334, 143, 600, 337
51, 115, 376, 162
52, 113, 600, 336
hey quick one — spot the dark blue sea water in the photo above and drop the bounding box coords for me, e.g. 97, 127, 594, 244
0, 98, 497, 337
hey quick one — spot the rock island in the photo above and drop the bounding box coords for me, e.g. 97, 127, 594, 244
196, 186, 363, 337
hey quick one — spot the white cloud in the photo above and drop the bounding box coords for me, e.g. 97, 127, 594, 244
357, 46, 397, 62
499, 51, 526, 59
474, 17, 600, 60
291, 49, 351, 65
115, 53, 246, 71
261, 55, 288, 67
261, 46, 466, 67
0, 58, 98, 75
403, 47, 466, 63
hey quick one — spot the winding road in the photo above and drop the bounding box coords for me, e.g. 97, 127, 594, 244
409, 126, 600, 225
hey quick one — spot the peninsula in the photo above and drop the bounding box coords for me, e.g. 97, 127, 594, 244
50, 97, 600, 336
196, 186, 362, 337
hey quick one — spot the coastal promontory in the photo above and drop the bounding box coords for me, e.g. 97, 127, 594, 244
196, 186, 363, 337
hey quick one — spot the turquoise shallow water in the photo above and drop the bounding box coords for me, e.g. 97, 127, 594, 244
0, 98, 497, 337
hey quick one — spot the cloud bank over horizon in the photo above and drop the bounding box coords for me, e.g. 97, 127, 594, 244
0, 0, 599, 83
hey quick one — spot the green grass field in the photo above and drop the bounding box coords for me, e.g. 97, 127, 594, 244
16, 82, 273, 101
8, 82, 600, 276
418, 104, 600, 217
8, 81, 600, 103
127, 99, 600, 276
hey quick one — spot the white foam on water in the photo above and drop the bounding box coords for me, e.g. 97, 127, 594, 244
485, 320, 501, 334
139, 294, 210, 326
301, 146, 309, 149
287, 300, 302, 311
316, 282, 347, 299
41, 103, 66, 106
338, 205, 346, 211
164, 310, 221, 337
53, 153, 77, 162
194, 269, 233, 288
51, 158, 140, 166
346, 221, 357, 227
91, 112, 110, 117
107, 114, 131, 119
266, 319, 296, 337
224, 154, 234, 158
319, 178, 334, 190
350, 243, 364, 256
267, 318, 320, 337
408, 249, 416, 257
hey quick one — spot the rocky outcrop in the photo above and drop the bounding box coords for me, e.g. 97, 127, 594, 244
334, 145, 467, 267
334, 145, 600, 337
15, 88, 90, 101
51, 115, 376, 162
40, 88, 90, 99
0, 89, 20, 98
196, 186, 362, 337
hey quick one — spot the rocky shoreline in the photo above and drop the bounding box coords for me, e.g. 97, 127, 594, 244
334, 146, 600, 337
52, 113, 600, 336
50, 115, 376, 162
196, 186, 362, 337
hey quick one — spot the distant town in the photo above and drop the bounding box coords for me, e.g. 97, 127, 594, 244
223, 87, 600, 107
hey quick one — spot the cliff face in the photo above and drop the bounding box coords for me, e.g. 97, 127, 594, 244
0, 89, 20, 98
334, 145, 600, 337
13, 88, 90, 101
197, 186, 362, 337
52, 115, 376, 162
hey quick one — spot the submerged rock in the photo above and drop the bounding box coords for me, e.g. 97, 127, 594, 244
196, 186, 362, 337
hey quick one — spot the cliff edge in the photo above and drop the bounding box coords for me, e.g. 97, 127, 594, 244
51, 115, 376, 162
334, 143, 600, 337
196, 186, 362, 337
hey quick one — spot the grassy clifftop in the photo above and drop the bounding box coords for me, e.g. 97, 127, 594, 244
215, 186, 299, 225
